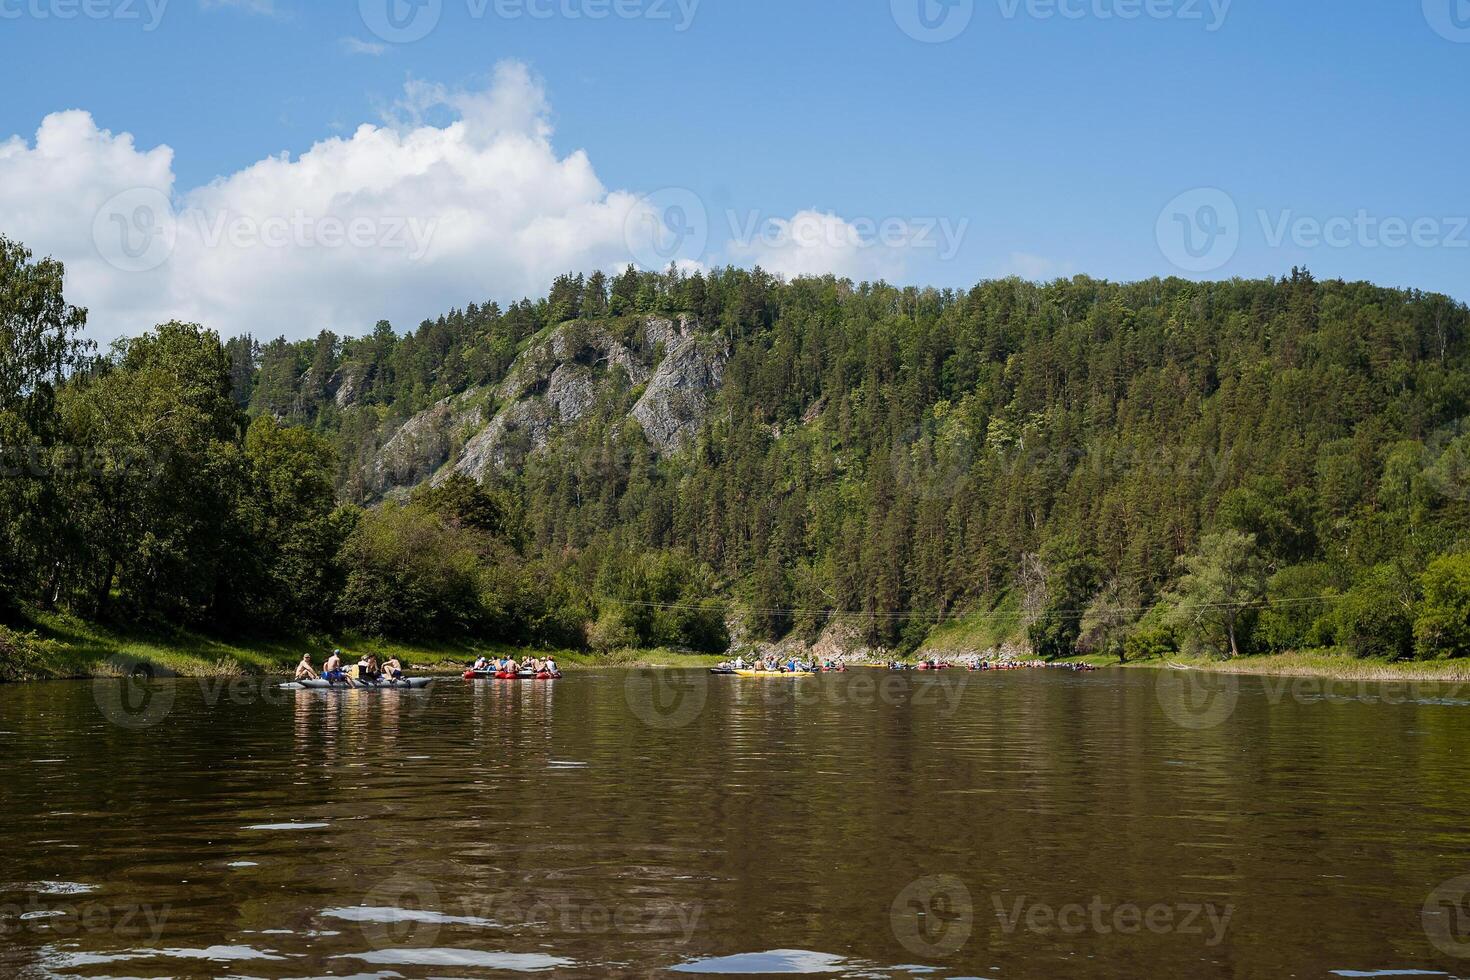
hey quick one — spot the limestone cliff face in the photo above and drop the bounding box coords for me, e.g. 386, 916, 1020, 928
362, 315, 727, 495
631, 334, 727, 453
369, 391, 486, 498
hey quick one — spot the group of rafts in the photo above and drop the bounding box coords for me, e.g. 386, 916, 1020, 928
711, 656, 1099, 677
461, 655, 563, 682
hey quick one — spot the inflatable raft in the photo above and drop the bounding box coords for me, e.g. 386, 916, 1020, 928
462, 669, 561, 681
281, 677, 433, 691
733, 669, 815, 677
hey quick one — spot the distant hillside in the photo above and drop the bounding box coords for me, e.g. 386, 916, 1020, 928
228, 265, 1470, 659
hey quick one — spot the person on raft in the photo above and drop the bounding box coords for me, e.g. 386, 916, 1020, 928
294, 653, 319, 681
473, 655, 491, 672
322, 650, 347, 683
358, 653, 381, 682
382, 656, 404, 681
544, 656, 559, 675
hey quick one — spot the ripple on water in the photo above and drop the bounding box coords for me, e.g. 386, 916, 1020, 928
322, 905, 500, 928
242, 822, 329, 831
670, 950, 860, 974
41, 944, 286, 969
334, 948, 573, 970
34, 881, 97, 895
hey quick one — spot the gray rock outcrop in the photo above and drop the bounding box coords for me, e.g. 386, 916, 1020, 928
451, 398, 556, 482
369, 391, 486, 497
631, 335, 727, 454
365, 314, 727, 490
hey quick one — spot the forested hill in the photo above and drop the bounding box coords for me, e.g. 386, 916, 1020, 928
7, 238, 1470, 662
230, 266, 1470, 659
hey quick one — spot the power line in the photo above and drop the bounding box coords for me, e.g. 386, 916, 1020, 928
593, 591, 1345, 623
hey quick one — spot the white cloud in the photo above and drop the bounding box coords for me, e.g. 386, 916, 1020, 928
340, 37, 388, 56
0, 62, 945, 344
724, 209, 965, 283
0, 63, 673, 342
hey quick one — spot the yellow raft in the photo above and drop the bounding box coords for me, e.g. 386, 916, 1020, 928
733, 670, 815, 677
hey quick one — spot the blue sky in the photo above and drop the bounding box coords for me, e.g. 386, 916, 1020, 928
1, 0, 1466, 340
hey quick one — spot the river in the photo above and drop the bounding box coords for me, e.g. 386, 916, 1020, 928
3, 667, 1470, 978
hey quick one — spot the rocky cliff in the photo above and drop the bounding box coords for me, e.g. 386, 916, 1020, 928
360, 315, 727, 497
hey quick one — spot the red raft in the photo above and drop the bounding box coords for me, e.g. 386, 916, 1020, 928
462, 668, 561, 681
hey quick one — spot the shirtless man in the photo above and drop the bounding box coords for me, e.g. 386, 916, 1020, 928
322, 649, 346, 684
294, 653, 319, 681
382, 656, 404, 681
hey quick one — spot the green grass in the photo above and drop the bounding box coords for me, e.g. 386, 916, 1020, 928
0, 610, 726, 682
1057, 646, 1470, 681
919, 591, 1025, 655
559, 648, 727, 668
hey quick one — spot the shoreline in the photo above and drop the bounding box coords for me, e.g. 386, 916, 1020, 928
0, 612, 725, 684
1059, 650, 1470, 683
7, 612, 1470, 685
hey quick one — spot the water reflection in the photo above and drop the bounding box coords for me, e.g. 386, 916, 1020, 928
4, 670, 1470, 978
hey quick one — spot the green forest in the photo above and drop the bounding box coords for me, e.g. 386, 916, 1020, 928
7, 231, 1470, 673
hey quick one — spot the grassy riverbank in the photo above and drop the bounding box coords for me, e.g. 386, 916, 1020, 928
0, 612, 723, 682
9, 609, 1470, 684
1055, 648, 1470, 682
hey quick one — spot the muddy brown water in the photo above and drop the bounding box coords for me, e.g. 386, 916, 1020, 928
3, 667, 1470, 978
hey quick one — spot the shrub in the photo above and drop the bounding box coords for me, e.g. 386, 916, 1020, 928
337, 503, 485, 639
1414, 552, 1470, 659
1332, 565, 1414, 660
1257, 563, 1338, 653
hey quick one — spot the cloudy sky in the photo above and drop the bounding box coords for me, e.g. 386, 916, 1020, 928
1, 1, 1466, 343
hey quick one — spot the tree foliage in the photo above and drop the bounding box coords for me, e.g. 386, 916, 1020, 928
8, 241, 1470, 660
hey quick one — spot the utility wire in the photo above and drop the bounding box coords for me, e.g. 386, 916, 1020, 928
592, 592, 1345, 622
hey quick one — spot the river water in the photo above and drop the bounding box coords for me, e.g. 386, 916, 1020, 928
3, 667, 1470, 979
